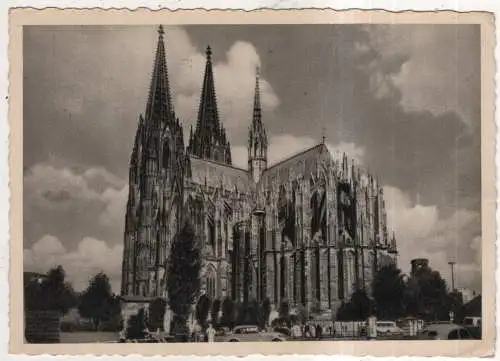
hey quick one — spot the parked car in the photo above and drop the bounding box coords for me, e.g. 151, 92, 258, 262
273, 326, 291, 336
376, 321, 403, 335
217, 325, 287, 342
463, 326, 481, 339
420, 324, 474, 340
215, 327, 231, 336
463, 317, 481, 328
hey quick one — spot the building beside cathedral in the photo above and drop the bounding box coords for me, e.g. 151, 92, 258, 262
120, 26, 398, 321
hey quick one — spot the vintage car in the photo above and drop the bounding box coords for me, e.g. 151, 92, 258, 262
217, 325, 287, 342
375, 321, 403, 335
420, 324, 474, 340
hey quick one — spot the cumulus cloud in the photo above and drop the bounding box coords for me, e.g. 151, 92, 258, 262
364, 25, 480, 126
232, 134, 364, 169
24, 164, 127, 251
384, 186, 481, 292
168, 35, 280, 134
99, 186, 128, 227
24, 235, 123, 292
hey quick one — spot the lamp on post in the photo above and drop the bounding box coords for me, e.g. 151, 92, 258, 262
253, 207, 266, 303
448, 261, 456, 291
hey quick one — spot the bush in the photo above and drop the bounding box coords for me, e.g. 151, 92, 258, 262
196, 295, 212, 329
126, 308, 148, 340
221, 297, 236, 329
148, 297, 167, 331
211, 299, 221, 324
259, 298, 271, 329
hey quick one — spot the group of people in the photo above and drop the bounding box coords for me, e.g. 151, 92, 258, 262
190, 322, 216, 343
290, 322, 332, 340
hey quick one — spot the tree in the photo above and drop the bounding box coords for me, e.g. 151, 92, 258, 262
295, 304, 309, 325
279, 298, 290, 318
78, 272, 118, 330
336, 289, 373, 321
237, 298, 259, 325
259, 298, 271, 329
195, 294, 212, 329
372, 264, 406, 319
220, 297, 236, 329
24, 266, 77, 315
148, 297, 167, 331
126, 308, 148, 340
211, 299, 221, 325
277, 298, 291, 327
167, 221, 202, 333
404, 265, 450, 321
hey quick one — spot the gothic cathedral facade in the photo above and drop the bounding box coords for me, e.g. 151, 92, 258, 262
121, 26, 398, 315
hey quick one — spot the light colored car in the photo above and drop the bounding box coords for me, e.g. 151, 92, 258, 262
420, 324, 474, 340
218, 325, 287, 342
463, 317, 481, 328
376, 321, 403, 335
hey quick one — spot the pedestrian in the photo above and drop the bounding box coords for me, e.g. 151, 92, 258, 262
118, 328, 126, 343
309, 322, 316, 339
206, 323, 216, 343
316, 324, 322, 340
304, 323, 310, 338
291, 323, 302, 340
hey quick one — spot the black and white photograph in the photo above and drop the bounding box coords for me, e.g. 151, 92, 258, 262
12, 10, 495, 356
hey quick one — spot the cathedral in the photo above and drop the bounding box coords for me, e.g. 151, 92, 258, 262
120, 26, 398, 318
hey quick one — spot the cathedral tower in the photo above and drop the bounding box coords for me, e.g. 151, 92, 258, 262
121, 25, 185, 298
248, 69, 268, 183
187, 46, 232, 165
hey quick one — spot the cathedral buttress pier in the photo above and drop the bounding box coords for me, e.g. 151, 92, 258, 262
121, 26, 398, 328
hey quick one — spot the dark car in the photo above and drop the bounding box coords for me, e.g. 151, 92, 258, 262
273, 326, 291, 337
420, 324, 474, 340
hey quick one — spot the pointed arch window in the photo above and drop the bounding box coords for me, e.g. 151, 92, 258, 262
206, 266, 217, 300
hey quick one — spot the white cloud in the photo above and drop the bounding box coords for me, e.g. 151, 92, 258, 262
365, 25, 479, 126
23, 163, 128, 254
165, 31, 280, 134
384, 186, 481, 292
99, 186, 128, 227
24, 235, 123, 293
232, 134, 364, 170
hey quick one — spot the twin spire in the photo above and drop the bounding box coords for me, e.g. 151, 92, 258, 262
187, 45, 232, 164
143, 25, 266, 168
145, 25, 174, 127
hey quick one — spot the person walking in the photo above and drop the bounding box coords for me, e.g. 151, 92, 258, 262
304, 323, 310, 339
291, 322, 302, 340
316, 324, 323, 340
206, 323, 216, 343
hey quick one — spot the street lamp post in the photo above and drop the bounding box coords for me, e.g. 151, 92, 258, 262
253, 208, 265, 304
448, 261, 456, 291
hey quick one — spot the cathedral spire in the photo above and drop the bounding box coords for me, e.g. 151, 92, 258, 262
188, 46, 232, 165
198, 46, 220, 131
253, 66, 262, 122
145, 25, 174, 126
248, 68, 268, 183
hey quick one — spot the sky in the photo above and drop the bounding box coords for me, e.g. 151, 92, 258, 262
23, 25, 481, 294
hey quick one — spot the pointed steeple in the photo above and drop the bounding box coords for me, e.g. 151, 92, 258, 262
197, 46, 220, 132
188, 45, 232, 165
145, 25, 174, 127
248, 68, 268, 183
253, 67, 262, 123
